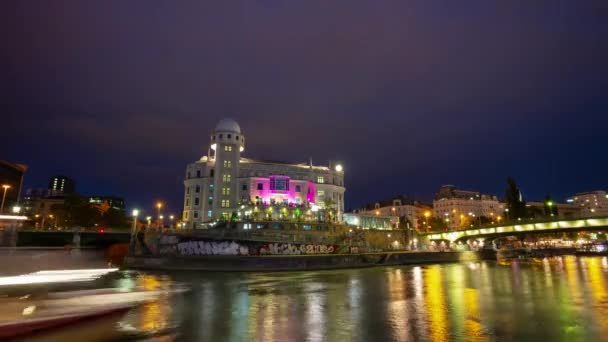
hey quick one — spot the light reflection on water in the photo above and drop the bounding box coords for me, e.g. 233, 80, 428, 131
116, 256, 608, 341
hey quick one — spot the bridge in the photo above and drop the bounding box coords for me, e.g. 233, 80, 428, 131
421, 217, 608, 243
1, 230, 131, 248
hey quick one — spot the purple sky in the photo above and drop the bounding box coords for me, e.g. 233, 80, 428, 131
2, 1, 608, 216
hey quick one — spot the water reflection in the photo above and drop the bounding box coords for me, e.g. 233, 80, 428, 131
114, 256, 608, 341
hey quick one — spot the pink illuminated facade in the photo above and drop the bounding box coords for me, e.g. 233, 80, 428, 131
183, 119, 346, 228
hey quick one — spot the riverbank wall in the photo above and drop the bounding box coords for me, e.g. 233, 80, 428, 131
125, 251, 482, 272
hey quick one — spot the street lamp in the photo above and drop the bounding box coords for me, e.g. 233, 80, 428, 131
12, 206, 21, 214
156, 202, 163, 228
424, 211, 431, 231
1, 184, 11, 214
131, 209, 139, 249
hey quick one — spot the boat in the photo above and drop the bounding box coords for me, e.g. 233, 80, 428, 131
0, 287, 188, 341
0, 303, 134, 341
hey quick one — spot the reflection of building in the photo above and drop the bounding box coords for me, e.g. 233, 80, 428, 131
183, 119, 346, 228
89, 196, 125, 211
0, 160, 28, 208
49, 175, 75, 194
433, 185, 504, 229
353, 195, 431, 229
567, 191, 608, 217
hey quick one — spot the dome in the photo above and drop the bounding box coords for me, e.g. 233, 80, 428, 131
215, 118, 241, 133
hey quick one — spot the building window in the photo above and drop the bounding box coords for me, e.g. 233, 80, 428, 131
187, 172, 191, 179
194, 197, 200, 206
296, 197, 301, 204
317, 176, 325, 184
222, 187, 230, 195
228, 134, 232, 139
223, 160, 232, 168
224, 145, 232, 152
269, 176, 289, 191
236, 136, 239, 140
184, 212, 188, 219
196, 170, 201, 177
242, 184, 247, 191
257, 183, 263, 190
186, 187, 190, 194
317, 190, 325, 197
221, 199, 230, 208
195, 185, 200, 193
223, 174, 231, 182
185, 198, 190, 206
210, 169, 214, 177
295, 185, 301, 192
219, 134, 223, 139
208, 210, 212, 217
194, 211, 199, 218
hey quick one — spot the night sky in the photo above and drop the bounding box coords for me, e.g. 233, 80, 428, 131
2, 1, 608, 217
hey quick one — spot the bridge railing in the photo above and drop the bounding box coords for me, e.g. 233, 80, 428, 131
423, 216, 608, 242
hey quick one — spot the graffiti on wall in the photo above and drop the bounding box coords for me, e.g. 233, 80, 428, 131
258, 243, 337, 255
177, 240, 250, 256
157, 235, 341, 256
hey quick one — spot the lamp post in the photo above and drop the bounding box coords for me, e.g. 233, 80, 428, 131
1, 184, 11, 214
169, 214, 175, 229
131, 209, 139, 250
547, 201, 554, 217
156, 202, 163, 228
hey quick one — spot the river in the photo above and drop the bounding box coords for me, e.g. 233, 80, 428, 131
103, 255, 608, 341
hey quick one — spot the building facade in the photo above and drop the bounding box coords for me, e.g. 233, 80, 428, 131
49, 175, 76, 194
353, 195, 431, 230
183, 119, 346, 228
567, 191, 608, 217
89, 196, 126, 211
433, 185, 504, 229
0, 160, 28, 210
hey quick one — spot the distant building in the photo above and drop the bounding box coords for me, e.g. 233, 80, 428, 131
343, 213, 399, 230
433, 185, 504, 229
353, 195, 431, 230
22, 188, 67, 217
0, 160, 28, 209
567, 191, 608, 217
525, 202, 582, 220
89, 196, 125, 211
48, 175, 75, 194
183, 119, 346, 228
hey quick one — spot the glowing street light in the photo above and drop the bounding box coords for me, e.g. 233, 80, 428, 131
131, 209, 139, 242
0, 184, 11, 214
335, 164, 343, 172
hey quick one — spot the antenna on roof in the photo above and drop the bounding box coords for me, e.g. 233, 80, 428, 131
309, 157, 313, 167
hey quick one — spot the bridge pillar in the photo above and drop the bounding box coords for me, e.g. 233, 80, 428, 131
72, 232, 81, 249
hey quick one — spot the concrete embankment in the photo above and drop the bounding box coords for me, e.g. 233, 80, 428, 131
126, 251, 483, 272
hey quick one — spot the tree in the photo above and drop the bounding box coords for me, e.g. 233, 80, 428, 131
505, 177, 527, 220
50, 194, 100, 228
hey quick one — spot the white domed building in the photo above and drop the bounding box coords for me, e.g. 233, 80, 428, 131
182, 119, 346, 228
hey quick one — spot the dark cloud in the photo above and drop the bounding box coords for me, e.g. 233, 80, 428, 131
2, 1, 607, 214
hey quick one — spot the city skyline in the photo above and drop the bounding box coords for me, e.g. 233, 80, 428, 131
3, 2, 607, 212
